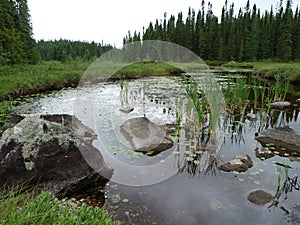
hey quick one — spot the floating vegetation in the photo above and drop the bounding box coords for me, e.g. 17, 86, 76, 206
254, 180, 261, 185
122, 199, 129, 203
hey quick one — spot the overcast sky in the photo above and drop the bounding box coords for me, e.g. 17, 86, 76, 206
27, 0, 300, 48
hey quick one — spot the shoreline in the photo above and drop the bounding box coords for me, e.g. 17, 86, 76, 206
1, 60, 299, 120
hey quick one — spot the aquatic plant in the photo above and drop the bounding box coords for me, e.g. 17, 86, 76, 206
269, 163, 299, 209
119, 79, 129, 100
252, 79, 261, 111
185, 83, 205, 124
222, 76, 250, 114
274, 74, 290, 101
175, 97, 184, 135
266, 88, 274, 115
184, 81, 209, 138
207, 85, 221, 137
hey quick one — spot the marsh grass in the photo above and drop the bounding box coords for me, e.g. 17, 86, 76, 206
119, 79, 129, 104
185, 83, 206, 126
252, 79, 261, 111
260, 85, 266, 112
0, 186, 120, 225
0, 61, 88, 100
221, 61, 300, 81
174, 97, 186, 136
222, 76, 250, 114
273, 74, 290, 101
110, 61, 183, 79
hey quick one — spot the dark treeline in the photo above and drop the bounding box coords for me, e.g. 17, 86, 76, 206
0, 0, 113, 65
37, 40, 113, 62
124, 0, 300, 62
0, 0, 40, 65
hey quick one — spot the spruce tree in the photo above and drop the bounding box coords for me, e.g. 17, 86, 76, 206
276, 0, 293, 61
292, 6, 300, 59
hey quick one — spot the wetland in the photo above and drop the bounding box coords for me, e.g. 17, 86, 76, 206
12, 70, 300, 225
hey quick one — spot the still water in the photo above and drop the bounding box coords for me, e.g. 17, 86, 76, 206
15, 74, 300, 225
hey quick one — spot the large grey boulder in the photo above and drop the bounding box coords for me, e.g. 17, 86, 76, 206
117, 117, 174, 156
255, 126, 300, 153
218, 154, 253, 172
0, 114, 112, 197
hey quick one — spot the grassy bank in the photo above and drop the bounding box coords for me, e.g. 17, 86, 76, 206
0, 61, 189, 100
2, 60, 299, 101
0, 61, 89, 128
1, 60, 299, 126
222, 61, 300, 83
0, 61, 89, 100
0, 187, 120, 225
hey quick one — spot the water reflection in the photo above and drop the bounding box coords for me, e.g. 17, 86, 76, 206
14, 73, 300, 225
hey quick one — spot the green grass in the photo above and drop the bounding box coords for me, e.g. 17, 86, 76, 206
220, 61, 300, 81
0, 61, 90, 100
0, 61, 206, 100
0, 100, 13, 129
251, 61, 300, 79
1, 60, 299, 102
0, 186, 120, 225
113, 61, 183, 78
222, 61, 254, 69
0, 59, 299, 128
86, 61, 208, 80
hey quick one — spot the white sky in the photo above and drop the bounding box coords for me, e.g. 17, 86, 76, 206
27, 0, 300, 48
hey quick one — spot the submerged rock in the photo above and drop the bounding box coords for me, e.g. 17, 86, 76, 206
255, 147, 275, 160
270, 101, 292, 109
247, 190, 274, 206
119, 107, 134, 113
117, 117, 173, 156
162, 124, 178, 135
218, 154, 253, 172
0, 114, 112, 197
255, 126, 300, 153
